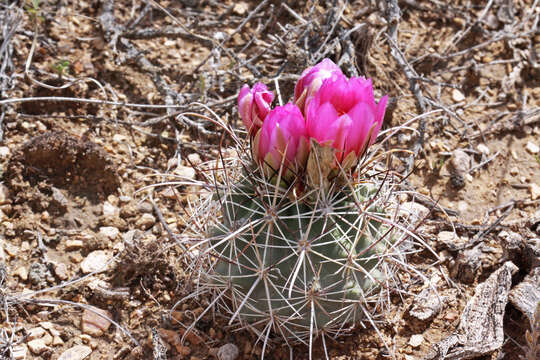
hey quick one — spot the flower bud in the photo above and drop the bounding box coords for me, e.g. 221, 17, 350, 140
253, 103, 309, 180
294, 59, 344, 114
238, 83, 274, 135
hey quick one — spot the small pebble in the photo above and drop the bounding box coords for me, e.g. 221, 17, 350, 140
99, 226, 119, 240
476, 144, 490, 155
81, 307, 112, 337
27, 339, 49, 355
12, 345, 27, 360
530, 183, 540, 200
137, 202, 153, 214
27, 327, 46, 340
174, 165, 196, 180
136, 213, 156, 230
452, 89, 465, 102
525, 141, 539, 154
438, 231, 458, 243
54, 262, 69, 280
80, 250, 112, 274
187, 153, 202, 166
14, 266, 28, 281
409, 334, 424, 347
0, 146, 10, 159
58, 345, 92, 360
0, 184, 9, 204
65, 240, 84, 250
102, 202, 119, 217
217, 343, 239, 360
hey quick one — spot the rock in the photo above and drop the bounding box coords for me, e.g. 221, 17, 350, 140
65, 240, 84, 250
27, 339, 49, 355
0, 184, 9, 204
409, 334, 424, 347
0, 146, 10, 159
399, 202, 430, 224
81, 307, 112, 337
136, 213, 156, 230
529, 183, 540, 200
58, 345, 92, 360
452, 89, 465, 102
217, 343, 240, 360
525, 141, 539, 154
54, 262, 69, 280
99, 226, 119, 240
137, 201, 153, 214
174, 165, 196, 180
450, 149, 471, 174
509, 267, 540, 323
102, 202, 119, 217
14, 266, 28, 281
187, 153, 202, 166
12, 345, 27, 360
410, 288, 447, 321
80, 250, 112, 274
27, 327, 46, 340
51, 187, 69, 210
52, 336, 64, 346
427, 262, 518, 360
233, 2, 249, 15
476, 144, 490, 155
28, 262, 49, 287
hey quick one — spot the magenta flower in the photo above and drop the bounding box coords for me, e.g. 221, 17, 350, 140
306, 76, 388, 162
253, 103, 309, 179
238, 82, 274, 135
294, 59, 344, 113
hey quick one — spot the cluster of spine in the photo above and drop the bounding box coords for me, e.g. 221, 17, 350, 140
182, 148, 415, 354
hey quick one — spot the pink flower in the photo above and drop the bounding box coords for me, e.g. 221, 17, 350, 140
306, 76, 388, 162
253, 103, 309, 179
294, 59, 344, 113
238, 82, 274, 135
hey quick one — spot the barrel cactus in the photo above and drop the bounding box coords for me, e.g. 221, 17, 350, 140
180, 59, 422, 357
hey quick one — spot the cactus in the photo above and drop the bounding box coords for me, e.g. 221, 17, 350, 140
179, 59, 425, 358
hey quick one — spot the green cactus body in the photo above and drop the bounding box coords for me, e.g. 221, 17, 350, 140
206, 173, 395, 339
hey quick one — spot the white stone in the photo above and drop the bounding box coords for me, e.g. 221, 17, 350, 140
52, 336, 64, 346
58, 345, 92, 360
438, 231, 458, 243
409, 334, 424, 347
14, 266, 28, 281
530, 183, 540, 200
0, 146, 10, 159
80, 250, 112, 274
452, 89, 465, 102
27, 339, 49, 355
65, 240, 84, 250
525, 141, 539, 154
477, 144, 490, 155
27, 327, 46, 340
99, 226, 119, 240
0, 184, 9, 204
187, 153, 202, 166
102, 202, 119, 217
174, 165, 196, 180
112, 134, 128, 143
12, 345, 27, 360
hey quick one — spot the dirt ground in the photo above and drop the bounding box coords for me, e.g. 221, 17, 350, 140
0, 0, 539, 359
